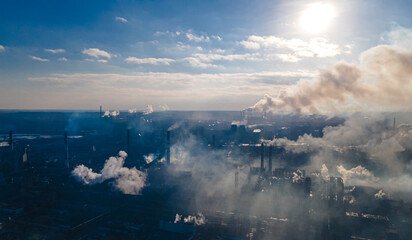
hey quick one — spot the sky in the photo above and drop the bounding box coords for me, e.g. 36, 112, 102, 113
0, 0, 411, 111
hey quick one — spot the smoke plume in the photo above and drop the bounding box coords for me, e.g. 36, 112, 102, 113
128, 108, 137, 113
248, 44, 412, 114
143, 105, 154, 115
71, 151, 147, 195
183, 213, 206, 225
102, 110, 120, 118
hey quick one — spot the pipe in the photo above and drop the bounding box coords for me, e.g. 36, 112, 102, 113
166, 130, 171, 165
268, 145, 272, 175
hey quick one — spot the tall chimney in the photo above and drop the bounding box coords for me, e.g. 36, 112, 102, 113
166, 130, 171, 165
127, 129, 130, 150
99, 105, 102, 117
64, 131, 69, 169
260, 143, 264, 173
268, 145, 272, 175
235, 170, 239, 189
393, 116, 396, 132
9, 130, 13, 151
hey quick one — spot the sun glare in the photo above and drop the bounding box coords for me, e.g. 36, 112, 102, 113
300, 3, 335, 33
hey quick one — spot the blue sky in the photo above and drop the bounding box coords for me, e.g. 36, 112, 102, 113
0, 0, 411, 110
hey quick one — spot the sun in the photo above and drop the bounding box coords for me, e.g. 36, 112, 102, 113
300, 3, 335, 33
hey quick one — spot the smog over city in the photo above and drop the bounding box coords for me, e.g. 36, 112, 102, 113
1, 0, 412, 239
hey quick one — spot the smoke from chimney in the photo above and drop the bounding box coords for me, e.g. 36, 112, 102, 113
268, 145, 272, 174
71, 151, 147, 195
260, 143, 264, 173
247, 45, 412, 114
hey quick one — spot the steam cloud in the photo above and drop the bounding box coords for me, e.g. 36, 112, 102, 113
128, 108, 138, 113
374, 189, 387, 199
143, 105, 154, 115
102, 110, 120, 118
174, 213, 206, 225
71, 151, 147, 195
143, 154, 155, 164
264, 113, 412, 194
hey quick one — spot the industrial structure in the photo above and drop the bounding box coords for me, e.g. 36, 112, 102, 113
0, 110, 410, 239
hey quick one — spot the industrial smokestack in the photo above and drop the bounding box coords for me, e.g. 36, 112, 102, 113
235, 170, 239, 189
268, 145, 272, 175
100, 105, 102, 117
64, 131, 69, 169
260, 143, 264, 173
127, 129, 130, 150
166, 130, 171, 165
9, 130, 13, 151
393, 116, 396, 133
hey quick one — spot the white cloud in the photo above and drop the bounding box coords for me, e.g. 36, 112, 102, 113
30, 56, 49, 62
191, 53, 258, 62
82, 48, 111, 59
240, 35, 342, 58
97, 59, 108, 63
186, 32, 210, 42
0, 45, 5, 51
212, 49, 225, 54
212, 35, 222, 41
181, 53, 259, 68
176, 42, 203, 51
239, 40, 261, 50
115, 16, 128, 23
183, 57, 219, 68
276, 54, 302, 63
45, 49, 65, 54
125, 57, 175, 65
28, 70, 316, 87
58, 57, 68, 61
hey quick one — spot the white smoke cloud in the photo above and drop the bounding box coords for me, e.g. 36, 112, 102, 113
143, 154, 155, 164
337, 165, 379, 186
168, 122, 182, 131
320, 164, 329, 181
128, 108, 137, 113
102, 110, 119, 118
71, 151, 147, 195
292, 169, 304, 183
174, 214, 182, 223
183, 213, 206, 225
231, 120, 248, 126
159, 104, 170, 111
262, 113, 412, 195
143, 105, 154, 115
374, 190, 387, 199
